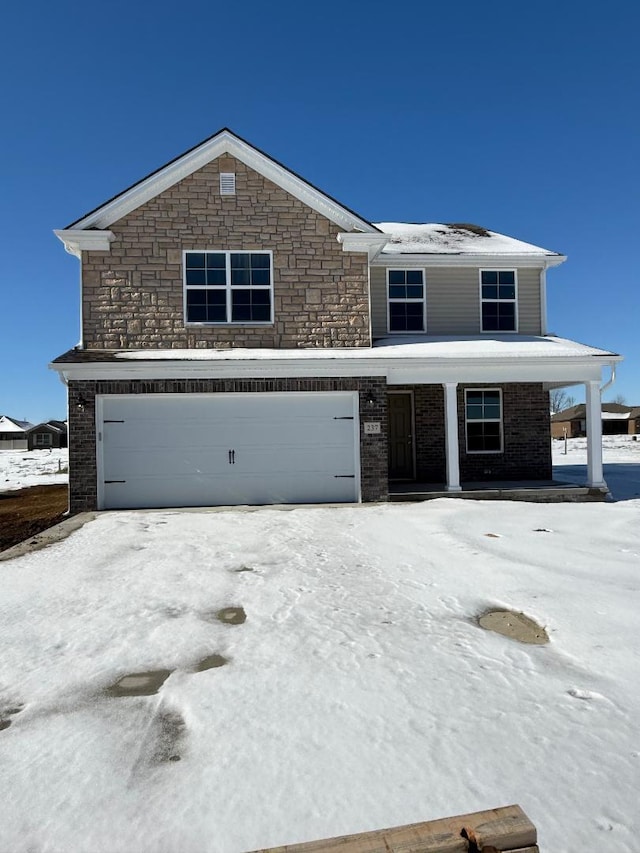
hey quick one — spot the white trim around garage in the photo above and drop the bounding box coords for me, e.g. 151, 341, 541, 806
96, 391, 361, 510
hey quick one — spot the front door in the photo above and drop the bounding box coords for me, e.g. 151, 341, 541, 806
388, 393, 415, 480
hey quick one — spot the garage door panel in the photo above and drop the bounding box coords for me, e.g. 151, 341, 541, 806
99, 393, 359, 509
104, 471, 355, 510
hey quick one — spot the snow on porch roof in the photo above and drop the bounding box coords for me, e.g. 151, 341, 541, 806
107, 336, 618, 362
374, 222, 562, 256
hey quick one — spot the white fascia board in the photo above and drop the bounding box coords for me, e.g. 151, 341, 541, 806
54, 229, 116, 258
372, 253, 567, 269
49, 354, 616, 385
66, 131, 376, 233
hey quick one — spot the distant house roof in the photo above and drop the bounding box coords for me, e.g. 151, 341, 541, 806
373, 222, 562, 257
28, 420, 67, 434
551, 403, 635, 422
0, 415, 33, 432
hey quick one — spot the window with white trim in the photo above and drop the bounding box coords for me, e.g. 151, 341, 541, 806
184, 251, 273, 324
465, 389, 503, 453
34, 433, 52, 447
387, 269, 425, 332
480, 270, 517, 332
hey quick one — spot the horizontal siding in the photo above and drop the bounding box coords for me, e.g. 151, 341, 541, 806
370, 264, 542, 337
515, 268, 542, 335
370, 267, 388, 337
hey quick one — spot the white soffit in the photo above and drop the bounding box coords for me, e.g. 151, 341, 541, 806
63, 130, 377, 234
53, 229, 116, 258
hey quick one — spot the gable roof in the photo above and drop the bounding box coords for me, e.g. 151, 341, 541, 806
0, 415, 33, 432
61, 128, 378, 235
374, 222, 563, 258
28, 420, 67, 434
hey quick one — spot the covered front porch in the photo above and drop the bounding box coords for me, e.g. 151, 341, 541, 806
385, 376, 614, 501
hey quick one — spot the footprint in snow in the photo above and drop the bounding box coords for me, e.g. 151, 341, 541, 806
0, 700, 25, 731
131, 705, 187, 775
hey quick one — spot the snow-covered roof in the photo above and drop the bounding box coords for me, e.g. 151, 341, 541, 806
105, 335, 616, 362
0, 415, 33, 432
551, 403, 634, 422
373, 222, 561, 256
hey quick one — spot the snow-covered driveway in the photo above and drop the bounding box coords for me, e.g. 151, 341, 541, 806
1, 496, 639, 852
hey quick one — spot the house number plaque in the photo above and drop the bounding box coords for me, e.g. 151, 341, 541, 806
363, 422, 381, 434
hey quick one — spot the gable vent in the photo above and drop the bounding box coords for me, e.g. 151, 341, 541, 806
220, 172, 236, 195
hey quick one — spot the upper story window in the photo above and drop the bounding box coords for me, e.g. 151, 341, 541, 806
465, 388, 503, 453
184, 251, 273, 325
480, 270, 517, 332
387, 269, 426, 333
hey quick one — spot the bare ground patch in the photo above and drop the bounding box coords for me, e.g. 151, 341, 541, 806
0, 485, 68, 552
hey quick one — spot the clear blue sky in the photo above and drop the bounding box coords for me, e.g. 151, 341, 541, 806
1, 0, 638, 423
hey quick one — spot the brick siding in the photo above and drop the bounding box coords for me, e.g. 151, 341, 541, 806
389, 382, 551, 483
68, 378, 388, 513
81, 155, 369, 350
458, 383, 552, 481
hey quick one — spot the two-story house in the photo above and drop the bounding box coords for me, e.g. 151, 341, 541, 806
52, 129, 621, 512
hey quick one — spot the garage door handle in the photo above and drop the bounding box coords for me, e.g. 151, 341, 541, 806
228, 449, 236, 464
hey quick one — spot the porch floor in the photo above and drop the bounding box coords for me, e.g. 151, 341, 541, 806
388, 477, 608, 503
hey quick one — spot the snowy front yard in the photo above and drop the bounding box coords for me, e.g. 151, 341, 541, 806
0, 448, 68, 491
1, 488, 640, 852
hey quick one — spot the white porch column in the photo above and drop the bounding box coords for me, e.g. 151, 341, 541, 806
443, 382, 461, 492
585, 380, 606, 489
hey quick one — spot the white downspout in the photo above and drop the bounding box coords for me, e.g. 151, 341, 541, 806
600, 362, 616, 394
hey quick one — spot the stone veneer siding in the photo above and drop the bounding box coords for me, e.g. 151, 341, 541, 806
80, 155, 370, 350
390, 382, 551, 483
67, 378, 388, 514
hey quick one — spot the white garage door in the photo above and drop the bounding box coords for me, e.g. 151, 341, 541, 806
98, 392, 360, 509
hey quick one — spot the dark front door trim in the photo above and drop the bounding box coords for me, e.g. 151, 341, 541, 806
388, 390, 416, 481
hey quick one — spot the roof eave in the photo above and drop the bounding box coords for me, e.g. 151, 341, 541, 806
61, 129, 377, 235
372, 252, 567, 268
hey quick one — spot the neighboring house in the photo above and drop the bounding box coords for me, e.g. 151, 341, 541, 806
51, 129, 622, 513
27, 420, 68, 450
551, 404, 639, 438
0, 416, 33, 451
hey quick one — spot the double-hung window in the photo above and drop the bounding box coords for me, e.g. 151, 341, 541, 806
465, 389, 503, 453
387, 269, 426, 332
34, 433, 52, 447
184, 251, 273, 324
480, 270, 517, 332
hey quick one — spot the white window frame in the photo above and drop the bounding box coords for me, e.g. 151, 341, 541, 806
386, 268, 426, 334
464, 388, 503, 454
479, 269, 518, 333
183, 250, 274, 326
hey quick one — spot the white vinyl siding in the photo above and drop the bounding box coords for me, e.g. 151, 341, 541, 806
370, 266, 542, 337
